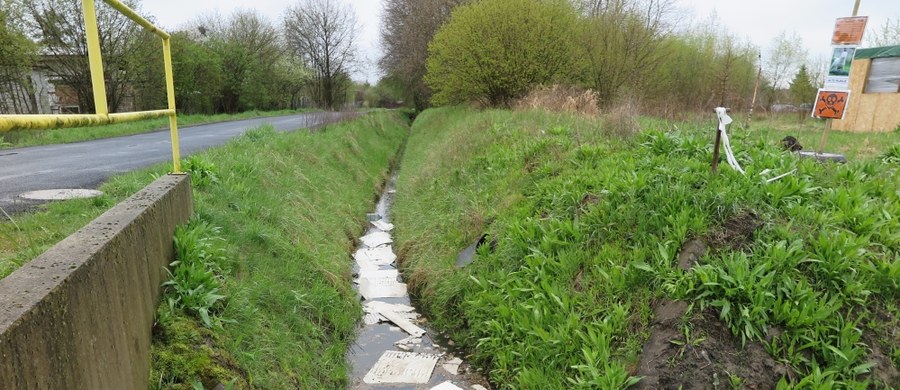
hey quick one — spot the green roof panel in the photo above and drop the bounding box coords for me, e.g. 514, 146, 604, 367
855, 45, 900, 60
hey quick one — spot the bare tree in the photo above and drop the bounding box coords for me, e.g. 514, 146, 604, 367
867, 17, 900, 47
24, 0, 153, 113
762, 30, 807, 107
284, 0, 359, 110
380, 0, 463, 110
577, 0, 676, 106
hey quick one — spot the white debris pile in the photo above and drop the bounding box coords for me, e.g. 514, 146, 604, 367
364, 351, 440, 384
360, 230, 393, 248
431, 381, 465, 390
353, 207, 486, 388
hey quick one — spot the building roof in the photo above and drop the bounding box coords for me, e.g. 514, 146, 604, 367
855, 45, 900, 60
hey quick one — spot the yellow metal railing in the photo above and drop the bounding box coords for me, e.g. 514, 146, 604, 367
0, 0, 182, 173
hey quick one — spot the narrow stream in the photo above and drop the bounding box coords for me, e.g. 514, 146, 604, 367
347, 174, 490, 390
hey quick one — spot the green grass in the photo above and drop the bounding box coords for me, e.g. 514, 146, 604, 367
1, 111, 409, 388
746, 114, 900, 160
391, 107, 899, 388
0, 109, 314, 149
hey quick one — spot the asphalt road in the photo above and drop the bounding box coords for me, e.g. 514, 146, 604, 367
0, 112, 348, 213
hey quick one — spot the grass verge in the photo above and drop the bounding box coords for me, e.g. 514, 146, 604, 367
0, 109, 314, 149
0, 111, 409, 388
392, 107, 899, 388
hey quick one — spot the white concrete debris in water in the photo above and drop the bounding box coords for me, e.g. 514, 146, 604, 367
351, 180, 487, 389
442, 357, 463, 375
431, 381, 465, 390
19, 189, 103, 201
381, 309, 426, 337
363, 351, 440, 384
371, 219, 395, 232
358, 269, 407, 300
360, 231, 393, 247
354, 246, 397, 265
472, 385, 488, 390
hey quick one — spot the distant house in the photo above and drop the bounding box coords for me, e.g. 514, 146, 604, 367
833, 45, 900, 132
0, 52, 137, 115
0, 55, 82, 115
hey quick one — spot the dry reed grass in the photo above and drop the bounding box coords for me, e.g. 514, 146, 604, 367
513, 85, 600, 117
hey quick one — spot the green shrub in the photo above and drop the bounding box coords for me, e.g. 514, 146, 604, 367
425, 0, 580, 107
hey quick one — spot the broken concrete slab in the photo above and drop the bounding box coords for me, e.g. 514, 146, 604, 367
358, 270, 407, 300
394, 336, 422, 348
371, 219, 395, 232
363, 312, 384, 325
431, 381, 465, 390
361, 231, 393, 248
354, 246, 396, 265
381, 309, 426, 337
363, 351, 440, 384
365, 301, 415, 314
442, 357, 463, 375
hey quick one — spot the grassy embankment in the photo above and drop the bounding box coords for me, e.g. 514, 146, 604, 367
392, 107, 899, 388
0, 109, 313, 149
0, 111, 409, 388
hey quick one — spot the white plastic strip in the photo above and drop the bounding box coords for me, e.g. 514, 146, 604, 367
715, 107, 745, 175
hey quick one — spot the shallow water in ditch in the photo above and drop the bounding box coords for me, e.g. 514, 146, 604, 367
347, 174, 490, 390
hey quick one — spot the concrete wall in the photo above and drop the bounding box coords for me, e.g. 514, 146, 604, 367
0, 174, 193, 389
833, 58, 900, 132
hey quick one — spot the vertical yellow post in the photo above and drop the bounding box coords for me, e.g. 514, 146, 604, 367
82, 0, 109, 116
162, 37, 182, 173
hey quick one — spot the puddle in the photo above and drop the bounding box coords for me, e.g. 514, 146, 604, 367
348, 174, 490, 390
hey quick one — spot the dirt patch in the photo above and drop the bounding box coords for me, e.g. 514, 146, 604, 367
861, 302, 900, 388
704, 211, 763, 253
634, 301, 788, 389
677, 238, 708, 270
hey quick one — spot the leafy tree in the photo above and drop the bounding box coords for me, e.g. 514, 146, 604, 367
169, 31, 226, 114
788, 65, 816, 107
426, 0, 580, 107
284, 0, 359, 110
24, 0, 154, 113
0, 1, 38, 114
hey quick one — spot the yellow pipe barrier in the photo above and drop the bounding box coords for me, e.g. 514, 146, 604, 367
0, 110, 175, 132
82, 0, 109, 116
162, 38, 182, 173
0, 0, 182, 173
102, 0, 170, 40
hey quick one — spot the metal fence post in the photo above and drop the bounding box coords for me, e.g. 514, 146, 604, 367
81, 0, 109, 116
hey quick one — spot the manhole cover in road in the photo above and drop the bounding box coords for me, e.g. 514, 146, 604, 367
19, 189, 104, 201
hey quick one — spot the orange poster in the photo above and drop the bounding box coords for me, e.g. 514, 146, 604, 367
812, 90, 850, 120
832, 16, 868, 46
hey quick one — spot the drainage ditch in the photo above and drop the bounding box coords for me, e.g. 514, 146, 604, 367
347, 173, 490, 390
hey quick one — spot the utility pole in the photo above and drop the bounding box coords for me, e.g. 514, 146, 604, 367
818, 0, 862, 153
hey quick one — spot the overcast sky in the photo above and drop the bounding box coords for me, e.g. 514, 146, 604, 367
140, 0, 898, 84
